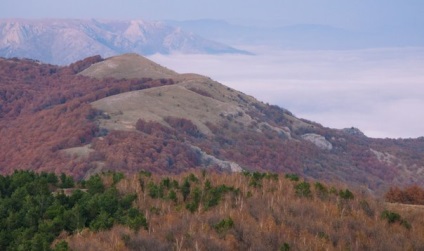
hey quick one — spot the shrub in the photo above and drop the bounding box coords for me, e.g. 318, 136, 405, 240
187, 173, 199, 183
285, 174, 299, 182
381, 210, 401, 223
265, 173, 279, 181
380, 209, 410, 229
148, 182, 163, 199
204, 185, 235, 210
181, 179, 191, 201
280, 243, 291, 251
168, 190, 177, 203
401, 219, 412, 229
213, 217, 234, 234
186, 187, 201, 213
245, 172, 278, 188
112, 172, 125, 185
161, 178, 171, 189
294, 182, 311, 198
314, 182, 328, 198
339, 189, 354, 200
329, 187, 338, 195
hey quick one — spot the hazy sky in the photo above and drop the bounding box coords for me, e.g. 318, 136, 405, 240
1, 0, 423, 30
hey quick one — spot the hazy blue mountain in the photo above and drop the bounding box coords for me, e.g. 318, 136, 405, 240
166, 19, 424, 49
0, 19, 249, 65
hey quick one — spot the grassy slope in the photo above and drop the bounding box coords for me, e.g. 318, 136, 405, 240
79, 53, 179, 80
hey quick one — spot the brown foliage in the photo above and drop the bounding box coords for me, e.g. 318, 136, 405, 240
163, 116, 204, 138
68, 55, 104, 74
0, 57, 174, 177
385, 185, 424, 205
90, 130, 201, 174
61, 171, 424, 251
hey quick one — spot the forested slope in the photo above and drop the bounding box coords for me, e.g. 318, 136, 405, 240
0, 56, 174, 177
1, 170, 423, 251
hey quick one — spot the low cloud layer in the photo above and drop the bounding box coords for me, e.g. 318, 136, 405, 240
148, 47, 424, 138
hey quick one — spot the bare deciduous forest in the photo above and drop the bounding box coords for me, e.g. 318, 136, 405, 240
64, 171, 424, 251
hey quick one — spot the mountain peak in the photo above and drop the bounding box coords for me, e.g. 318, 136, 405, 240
79, 53, 179, 80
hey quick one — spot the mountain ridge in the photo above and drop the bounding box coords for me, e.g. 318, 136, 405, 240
0, 54, 423, 195
0, 18, 249, 65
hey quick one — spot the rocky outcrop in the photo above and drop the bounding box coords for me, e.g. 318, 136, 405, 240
190, 145, 243, 172
301, 133, 333, 150
342, 127, 366, 137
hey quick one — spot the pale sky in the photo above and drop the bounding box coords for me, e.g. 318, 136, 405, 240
1, 0, 423, 30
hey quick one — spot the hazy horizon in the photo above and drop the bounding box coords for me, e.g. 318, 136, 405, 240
2, 0, 423, 30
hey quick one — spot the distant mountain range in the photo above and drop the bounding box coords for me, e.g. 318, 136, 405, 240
0, 19, 248, 65
166, 19, 424, 49
2, 18, 421, 66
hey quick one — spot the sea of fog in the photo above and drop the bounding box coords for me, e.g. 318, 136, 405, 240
148, 47, 424, 139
